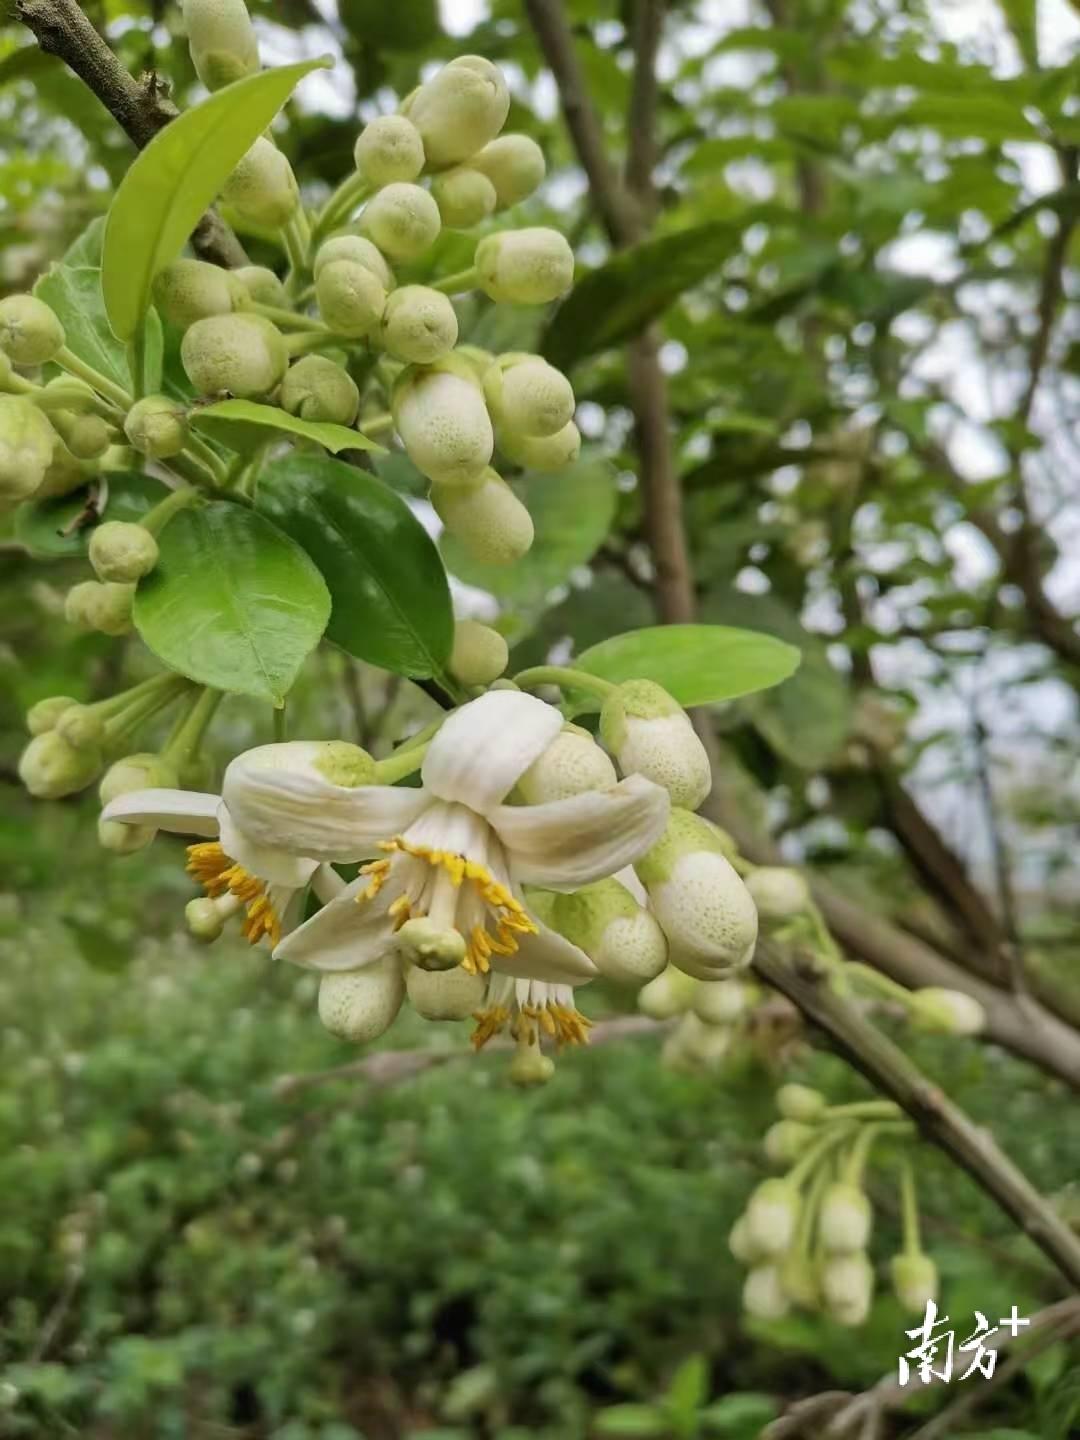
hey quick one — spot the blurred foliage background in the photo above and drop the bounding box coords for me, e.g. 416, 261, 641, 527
1, 0, 1079, 1436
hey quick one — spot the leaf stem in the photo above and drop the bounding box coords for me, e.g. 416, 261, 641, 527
285, 331, 347, 358
374, 742, 430, 786
182, 434, 229, 485
314, 171, 371, 241
251, 302, 328, 333
162, 687, 224, 769
512, 664, 618, 700
55, 346, 132, 411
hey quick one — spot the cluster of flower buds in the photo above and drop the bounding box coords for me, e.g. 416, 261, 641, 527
731, 1085, 937, 1328
639, 964, 764, 1073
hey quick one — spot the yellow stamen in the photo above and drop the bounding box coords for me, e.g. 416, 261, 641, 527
388, 894, 413, 931
186, 842, 281, 949
471, 1004, 510, 1050
357, 857, 391, 901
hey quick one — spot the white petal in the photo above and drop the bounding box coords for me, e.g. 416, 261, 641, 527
494, 918, 597, 983
615, 863, 649, 906
492, 776, 670, 891
421, 690, 563, 814
218, 805, 319, 888
100, 788, 220, 836
223, 743, 429, 860
274, 876, 399, 971
311, 864, 347, 904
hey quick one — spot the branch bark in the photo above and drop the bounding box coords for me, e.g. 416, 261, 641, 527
16, 0, 247, 268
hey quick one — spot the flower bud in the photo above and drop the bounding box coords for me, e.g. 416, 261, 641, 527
99, 815, 155, 854
360, 182, 441, 261
776, 1083, 826, 1123
36, 376, 97, 414
729, 1215, 763, 1265
223, 137, 300, 228
745, 867, 811, 923
745, 1179, 799, 1258
313, 235, 394, 290
432, 468, 533, 565
431, 166, 496, 229
153, 259, 246, 329
18, 731, 101, 799
742, 1264, 790, 1321
601, 685, 708, 812
484, 353, 574, 439
401, 56, 510, 169
186, 897, 226, 943
406, 962, 485, 1021
35, 442, 90, 501
638, 965, 699, 1020
518, 726, 617, 804
55, 704, 106, 750
49, 410, 111, 461
0, 294, 65, 366
124, 395, 189, 459
693, 978, 750, 1026
89, 521, 160, 584
226, 266, 282, 308
392, 362, 493, 486
183, 0, 260, 90
0, 397, 56, 503
99, 752, 180, 806
26, 695, 78, 736
821, 1252, 874, 1327
763, 1120, 814, 1166
819, 1183, 872, 1254
181, 313, 288, 398
354, 114, 425, 186
472, 134, 546, 208
448, 618, 508, 687
780, 1252, 820, 1310
64, 580, 135, 636
280, 355, 360, 425
909, 987, 985, 1036
315, 260, 387, 340
499, 420, 581, 472
890, 1253, 938, 1313
318, 956, 405, 1043
475, 228, 575, 305
379, 285, 458, 365
541, 877, 668, 986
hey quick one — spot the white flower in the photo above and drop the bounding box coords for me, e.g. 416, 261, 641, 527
472, 972, 592, 1051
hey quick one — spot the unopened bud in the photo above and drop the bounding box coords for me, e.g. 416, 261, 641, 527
819, 1183, 872, 1254
909, 987, 985, 1037
99, 815, 154, 854
36, 377, 97, 414
518, 726, 617, 803
231, 265, 286, 307
183, 0, 260, 90
354, 114, 425, 186
472, 134, 546, 208
280, 355, 360, 425
153, 259, 246, 329
50, 410, 111, 461
360, 182, 441, 261
318, 956, 405, 1042
541, 877, 668, 987
55, 704, 106, 751
64, 580, 135, 636
448, 619, 508, 687
601, 681, 711, 810
746, 1179, 800, 1257
396, 916, 466, 973
484, 353, 574, 439
186, 896, 226, 943
406, 962, 485, 1021
223, 136, 299, 228
763, 1121, 814, 1168
26, 695, 78, 736
693, 978, 750, 1026
637, 964, 698, 1019
35, 442, 89, 501
432, 166, 496, 229
742, 1264, 790, 1321
780, 1252, 820, 1310
0, 294, 65, 367
181, 313, 288, 398
728, 1215, 763, 1266
500, 419, 581, 471
313, 235, 394, 290
380, 285, 458, 365
315, 260, 387, 340
401, 56, 510, 169
890, 1253, 938, 1313
0, 396, 56, 503
475, 228, 574, 305
89, 521, 160, 584
99, 751, 180, 805
124, 395, 189, 459
392, 362, 493, 486
746, 867, 811, 923
776, 1083, 826, 1123
432, 468, 533, 565
18, 730, 101, 799
821, 1252, 874, 1327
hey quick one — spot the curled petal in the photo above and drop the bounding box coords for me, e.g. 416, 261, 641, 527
495, 918, 597, 984
101, 788, 220, 837
274, 875, 399, 971
219, 805, 319, 888
421, 690, 562, 814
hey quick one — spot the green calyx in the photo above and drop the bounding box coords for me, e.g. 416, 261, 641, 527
311, 740, 377, 788
635, 808, 736, 888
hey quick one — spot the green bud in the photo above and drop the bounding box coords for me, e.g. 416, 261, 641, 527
779, 1251, 820, 1310
0, 396, 56, 503
55, 704, 107, 750
64, 580, 135, 637
484, 353, 574, 439
380, 285, 458, 365
354, 114, 425, 186
313, 235, 394, 290
637, 964, 699, 1020
742, 1264, 790, 1321
315, 260, 387, 340
693, 978, 750, 1026
821, 1252, 874, 1327
35, 439, 92, 501
432, 166, 497, 229
89, 521, 160, 584
0, 294, 65, 367
318, 956, 405, 1042
183, 0, 260, 90
472, 134, 546, 209
728, 1215, 763, 1266
181, 313, 288, 398
475, 228, 575, 305
500, 420, 581, 472
909, 986, 985, 1036
99, 815, 155, 854
18, 730, 101, 799
99, 751, 181, 806
601, 681, 712, 810
776, 1083, 826, 1123
186, 896, 226, 943
745, 867, 811, 923
231, 265, 287, 307
124, 395, 189, 459
360, 182, 441, 261
431, 468, 533, 565
820, 1183, 873, 1255
543, 877, 668, 986
448, 618, 508, 687
223, 137, 300, 228
49, 410, 111, 461
518, 726, 617, 803
401, 56, 510, 169
890, 1252, 938, 1313
395, 916, 466, 973
762, 1118, 813, 1165
153, 259, 246, 329
406, 962, 485, 1021
392, 361, 493, 486
280, 355, 360, 425
26, 695, 78, 736
36, 377, 97, 414
746, 1178, 800, 1257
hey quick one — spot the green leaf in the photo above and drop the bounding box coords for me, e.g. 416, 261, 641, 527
542, 223, 739, 369
191, 399, 385, 456
133, 500, 330, 704
256, 453, 453, 680
667, 1355, 709, 1417
440, 459, 617, 608
102, 59, 329, 342
592, 1405, 669, 1437
699, 1393, 778, 1436
575, 624, 801, 707
35, 218, 128, 393
13, 473, 164, 560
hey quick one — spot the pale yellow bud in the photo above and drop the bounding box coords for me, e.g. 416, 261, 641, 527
431, 166, 496, 229
360, 183, 441, 261
50, 410, 111, 461
354, 114, 425, 186
890, 1253, 938, 1313
745, 867, 811, 923
910, 987, 985, 1036
742, 1264, 791, 1321
19, 730, 101, 799
518, 727, 617, 804
380, 285, 458, 365
821, 1252, 874, 1327
318, 957, 405, 1043
25, 696, 78, 736
745, 1179, 800, 1258
88, 522, 159, 584
472, 134, 546, 208
186, 896, 226, 942
55, 704, 106, 750
820, 1184, 873, 1255
64, 580, 135, 637
776, 1084, 826, 1123
0, 294, 65, 367
637, 965, 699, 1020
183, 0, 260, 90
475, 228, 575, 304
223, 137, 300, 228
448, 618, 508, 687
432, 468, 533, 565
392, 363, 493, 486
0, 397, 56, 503
500, 420, 581, 471
484, 353, 574, 438
99, 752, 180, 806
232, 265, 288, 307
402, 56, 510, 169
315, 260, 387, 340
313, 235, 394, 290
280, 356, 360, 425
124, 395, 189, 459
601, 683, 712, 810
153, 259, 246, 329
181, 313, 288, 398
406, 963, 485, 1021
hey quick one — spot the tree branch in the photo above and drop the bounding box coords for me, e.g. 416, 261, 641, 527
16, 0, 247, 268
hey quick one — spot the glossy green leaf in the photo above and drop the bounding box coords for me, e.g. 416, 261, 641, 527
102, 60, 328, 342
13, 473, 165, 561
440, 459, 617, 608
133, 501, 330, 704
191, 399, 385, 457
256, 453, 453, 679
592, 1405, 668, 1437
575, 624, 801, 707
